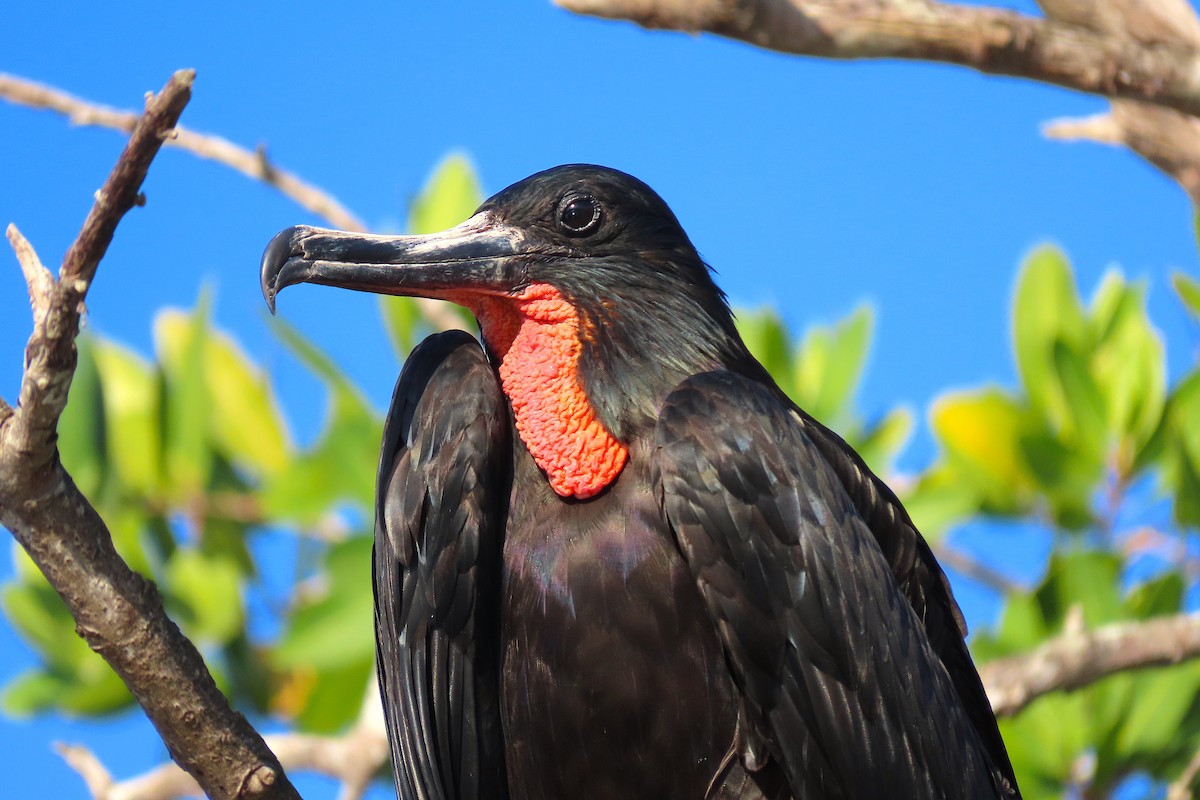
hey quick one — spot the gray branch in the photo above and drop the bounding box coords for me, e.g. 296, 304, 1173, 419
982, 612, 1200, 717
0, 70, 301, 800
557, 0, 1200, 115
558, 0, 1200, 200
0, 72, 465, 330
0, 73, 366, 232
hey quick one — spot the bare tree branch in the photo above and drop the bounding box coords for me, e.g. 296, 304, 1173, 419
935, 543, 1024, 595
6, 224, 55, 327
0, 72, 466, 332
1035, 0, 1200, 201
0, 70, 300, 800
982, 612, 1200, 717
1043, 111, 1125, 144
58, 684, 390, 800
557, 0, 1200, 201
1167, 742, 1200, 800
557, 0, 1200, 117
0, 73, 366, 232
65, 610, 1200, 794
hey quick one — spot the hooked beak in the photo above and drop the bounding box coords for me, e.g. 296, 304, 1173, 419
260, 212, 533, 313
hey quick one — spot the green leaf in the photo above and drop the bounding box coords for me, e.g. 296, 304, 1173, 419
2, 671, 65, 716
57, 664, 132, 716
1016, 430, 1101, 530
1013, 246, 1088, 432
1, 579, 132, 715
998, 692, 1087, 791
106, 503, 155, 577
1165, 444, 1200, 528
807, 305, 873, 425
2, 666, 130, 717
1036, 550, 1123, 628
269, 316, 365, 403
264, 319, 381, 522
1172, 371, 1200, 466
407, 152, 483, 235
1086, 672, 1136, 778
1126, 571, 1185, 619
1160, 370, 1200, 527
273, 536, 374, 671
379, 296, 423, 356
165, 548, 244, 644
3, 579, 96, 674
156, 295, 213, 500
996, 591, 1048, 653
1088, 269, 1132, 344
1051, 339, 1106, 456
224, 632, 273, 713
1089, 278, 1165, 467
787, 305, 875, 429
738, 307, 796, 397
854, 406, 913, 476
973, 591, 1045, 662
199, 480, 257, 577
930, 387, 1033, 512
9, 542, 41, 584
380, 296, 474, 357
260, 395, 380, 523
294, 659, 374, 733
93, 339, 163, 495
1174, 271, 1200, 320
1115, 663, 1200, 758
57, 334, 107, 499
159, 308, 291, 478
899, 468, 979, 542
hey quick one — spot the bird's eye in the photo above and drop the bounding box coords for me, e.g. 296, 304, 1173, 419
558, 195, 602, 235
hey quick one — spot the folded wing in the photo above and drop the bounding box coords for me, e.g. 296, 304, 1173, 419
373, 330, 510, 800
655, 370, 1015, 799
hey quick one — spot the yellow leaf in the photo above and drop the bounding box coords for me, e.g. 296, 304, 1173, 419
931, 388, 1033, 502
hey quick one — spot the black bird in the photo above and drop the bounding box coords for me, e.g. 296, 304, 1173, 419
261, 165, 1020, 800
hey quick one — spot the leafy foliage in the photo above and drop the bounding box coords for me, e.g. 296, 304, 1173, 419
4, 155, 1200, 797
911, 247, 1181, 536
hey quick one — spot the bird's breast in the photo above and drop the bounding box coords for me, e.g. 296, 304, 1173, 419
498, 451, 738, 799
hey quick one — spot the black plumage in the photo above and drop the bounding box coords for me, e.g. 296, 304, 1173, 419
261, 164, 1021, 800
373, 331, 509, 800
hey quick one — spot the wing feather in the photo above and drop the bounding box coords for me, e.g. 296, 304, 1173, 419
373, 330, 509, 800
655, 370, 1016, 799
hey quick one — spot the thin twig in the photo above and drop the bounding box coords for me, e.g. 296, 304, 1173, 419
981, 612, 1200, 717
0, 70, 300, 800
1043, 113, 1126, 145
55, 744, 118, 799
0, 73, 365, 232
935, 544, 1023, 595
0, 72, 465, 334
556, 0, 1200, 117
58, 681, 390, 800
6, 224, 54, 327
558, 0, 1200, 201
1168, 743, 1200, 800
1035, 0, 1200, 201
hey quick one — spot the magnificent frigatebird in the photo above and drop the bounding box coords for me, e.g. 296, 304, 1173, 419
261, 165, 1020, 800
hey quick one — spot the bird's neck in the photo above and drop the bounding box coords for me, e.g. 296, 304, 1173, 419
465, 284, 628, 500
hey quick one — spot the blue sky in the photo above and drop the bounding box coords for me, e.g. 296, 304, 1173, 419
2, 1, 1198, 797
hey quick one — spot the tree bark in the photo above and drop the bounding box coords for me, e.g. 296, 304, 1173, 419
0, 70, 301, 800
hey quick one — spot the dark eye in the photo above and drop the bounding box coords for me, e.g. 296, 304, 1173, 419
558, 194, 602, 235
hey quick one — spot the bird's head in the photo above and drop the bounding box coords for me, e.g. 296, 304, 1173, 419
262, 164, 751, 458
